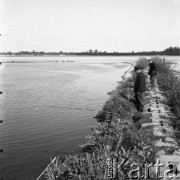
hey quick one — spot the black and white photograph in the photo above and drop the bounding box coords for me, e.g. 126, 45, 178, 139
0, 0, 180, 179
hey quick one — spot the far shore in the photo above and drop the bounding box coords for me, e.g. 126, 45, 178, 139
1, 54, 180, 57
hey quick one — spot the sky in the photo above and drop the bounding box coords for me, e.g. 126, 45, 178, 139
0, 0, 180, 52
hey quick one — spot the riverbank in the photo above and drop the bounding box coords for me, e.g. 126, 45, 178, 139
41, 57, 180, 180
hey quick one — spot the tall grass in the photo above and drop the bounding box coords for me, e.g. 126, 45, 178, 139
154, 57, 180, 136
44, 124, 156, 179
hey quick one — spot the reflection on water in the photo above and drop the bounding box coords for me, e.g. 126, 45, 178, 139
0, 55, 179, 180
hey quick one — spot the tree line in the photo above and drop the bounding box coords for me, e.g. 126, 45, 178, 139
1, 47, 180, 56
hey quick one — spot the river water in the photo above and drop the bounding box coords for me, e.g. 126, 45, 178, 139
0, 55, 179, 180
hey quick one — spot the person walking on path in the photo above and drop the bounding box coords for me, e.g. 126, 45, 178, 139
148, 60, 157, 89
134, 66, 146, 116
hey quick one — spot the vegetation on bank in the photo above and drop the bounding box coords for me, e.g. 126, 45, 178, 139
154, 58, 180, 144
1, 46, 180, 56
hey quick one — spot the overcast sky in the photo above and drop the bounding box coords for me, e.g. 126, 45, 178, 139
0, 0, 180, 52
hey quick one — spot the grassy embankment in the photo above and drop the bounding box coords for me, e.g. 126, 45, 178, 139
153, 58, 180, 145
43, 57, 180, 180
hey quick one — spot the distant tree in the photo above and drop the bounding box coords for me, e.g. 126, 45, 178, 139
164, 47, 180, 55
89, 49, 93, 53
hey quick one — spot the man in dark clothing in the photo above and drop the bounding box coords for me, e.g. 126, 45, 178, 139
148, 60, 157, 89
134, 66, 146, 115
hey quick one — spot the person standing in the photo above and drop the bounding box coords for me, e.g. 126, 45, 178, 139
148, 60, 157, 89
134, 66, 146, 116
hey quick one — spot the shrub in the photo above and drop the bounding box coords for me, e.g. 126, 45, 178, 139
135, 57, 148, 69
150, 57, 171, 74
